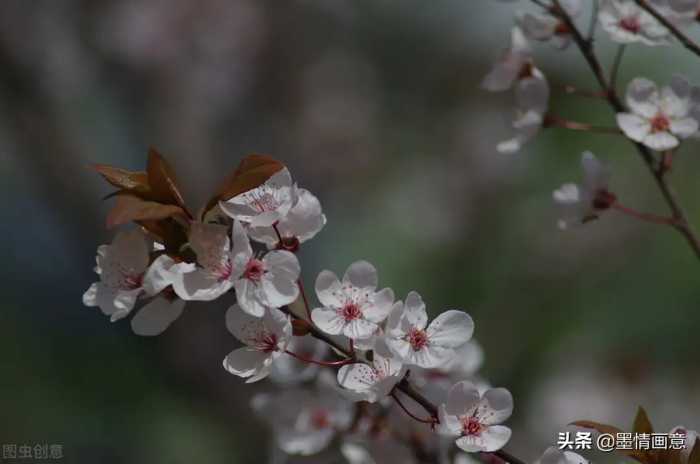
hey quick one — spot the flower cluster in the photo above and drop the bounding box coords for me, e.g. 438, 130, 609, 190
83, 152, 514, 462
486, 0, 700, 234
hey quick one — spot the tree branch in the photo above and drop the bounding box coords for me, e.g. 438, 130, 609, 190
634, 0, 700, 58
551, 0, 700, 260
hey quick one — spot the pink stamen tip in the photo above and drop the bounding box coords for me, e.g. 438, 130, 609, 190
340, 302, 363, 322
407, 328, 429, 351
244, 259, 266, 282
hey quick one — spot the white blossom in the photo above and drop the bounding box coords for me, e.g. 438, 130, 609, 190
131, 254, 194, 336
482, 27, 533, 92
171, 222, 236, 301
599, 0, 672, 45
539, 447, 588, 464
230, 219, 301, 316
223, 305, 292, 383
385, 291, 474, 369
553, 152, 614, 230
220, 167, 296, 227
517, 0, 581, 49
336, 339, 405, 403
616, 77, 699, 150
439, 381, 514, 453
311, 261, 394, 340
497, 67, 550, 154
83, 229, 150, 322
248, 187, 326, 250
252, 388, 353, 456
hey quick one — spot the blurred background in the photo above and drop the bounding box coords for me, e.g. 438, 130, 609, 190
1, 0, 699, 463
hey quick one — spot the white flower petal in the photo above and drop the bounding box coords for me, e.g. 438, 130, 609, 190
311, 306, 346, 335
363, 287, 395, 323
403, 291, 428, 330
617, 112, 651, 142
427, 310, 474, 348
446, 381, 481, 416
172, 268, 232, 301
481, 388, 514, 425
233, 278, 267, 317
315, 270, 343, 308
343, 260, 378, 290
643, 131, 679, 150
223, 347, 270, 381
670, 117, 699, 138
130, 297, 185, 336
344, 318, 377, 340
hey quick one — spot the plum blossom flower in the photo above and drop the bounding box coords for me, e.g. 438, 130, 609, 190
439, 381, 514, 453
482, 27, 533, 92
336, 339, 405, 403
220, 167, 296, 227
311, 261, 394, 340
131, 254, 194, 336
517, 0, 581, 49
539, 447, 588, 464
83, 229, 150, 322
252, 388, 353, 455
553, 152, 614, 230
599, 0, 672, 45
171, 222, 236, 301
230, 219, 300, 316
248, 187, 326, 251
670, 426, 699, 464
222, 304, 292, 383
497, 67, 550, 154
385, 291, 474, 369
616, 77, 699, 150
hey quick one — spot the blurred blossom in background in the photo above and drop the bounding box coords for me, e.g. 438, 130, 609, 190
1, 1, 698, 463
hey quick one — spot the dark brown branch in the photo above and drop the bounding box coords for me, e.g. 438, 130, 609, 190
550, 0, 700, 259
634, 0, 700, 58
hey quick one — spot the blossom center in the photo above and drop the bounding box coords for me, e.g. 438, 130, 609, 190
310, 409, 330, 429
123, 272, 144, 290
592, 189, 617, 210
619, 16, 641, 34
253, 332, 278, 353
554, 22, 570, 36
650, 113, 670, 133
407, 328, 429, 351
244, 259, 266, 282
461, 416, 483, 436
340, 302, 363, 322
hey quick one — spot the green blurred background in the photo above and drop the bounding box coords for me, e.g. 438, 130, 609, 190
1, 1, 699, 463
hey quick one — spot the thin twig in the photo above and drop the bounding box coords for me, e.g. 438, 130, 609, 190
544, 115, 622, 134
390, 391, 437, 425
612, 203, 679, 226
284, 349, 355, 367
609, 45, 626, 94
551, 0, 700, 259
634, 0, 700, 58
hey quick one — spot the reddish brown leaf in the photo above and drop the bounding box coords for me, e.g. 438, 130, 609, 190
689, 442, 700, 464
147, 148, 187, 208
106, 194, 185, 229
571, 421, 649, 464
92, 164, 149, 194
203, 154, 285, 215
633, 406, 653, 434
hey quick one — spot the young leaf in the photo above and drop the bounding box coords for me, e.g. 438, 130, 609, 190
633, 406, 654, 434
147, 148, 187, 208
106, 194, 185, 229
203, 154, 285, 215
92, 164, 149, 194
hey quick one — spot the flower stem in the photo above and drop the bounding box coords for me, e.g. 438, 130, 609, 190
612, 203, 678, 226
297, 278, 313, 321
390, 391, 437, 426
493, 449, 528, 464
284, 349, 355, 367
